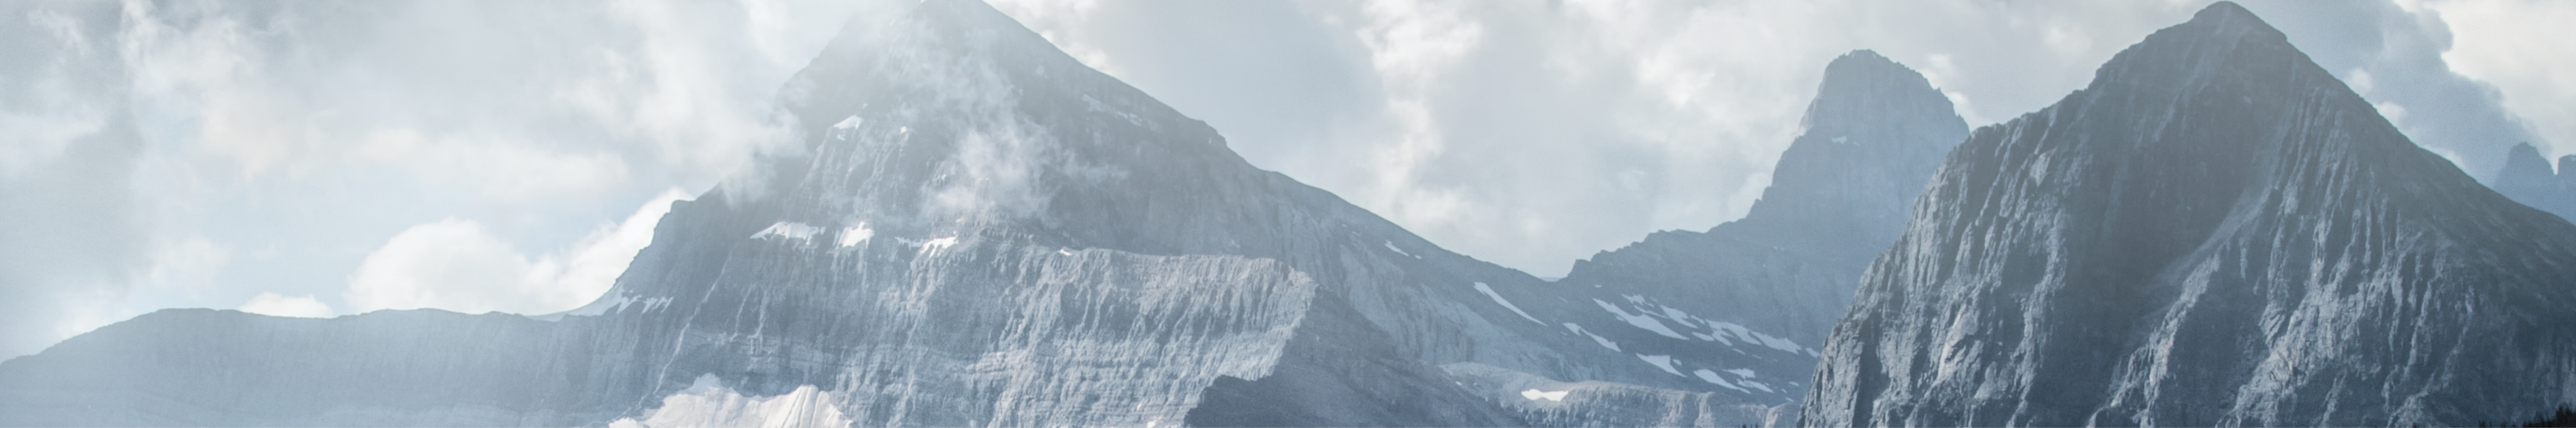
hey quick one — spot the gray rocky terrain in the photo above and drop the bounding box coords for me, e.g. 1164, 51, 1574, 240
1802, 3, 2576, 426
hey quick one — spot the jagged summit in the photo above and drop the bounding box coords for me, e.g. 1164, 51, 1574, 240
1803, 2, 2576, 426
1797, 50, 1960, 150
1732, 49, 1963, 237
1547, 49, 1967, 414
2494, 142, 2576, 222
1561, 48, 1963, 343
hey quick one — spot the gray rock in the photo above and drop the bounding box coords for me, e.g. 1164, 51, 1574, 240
1802, 2, 2576, 426
2492, 142, 2576, 223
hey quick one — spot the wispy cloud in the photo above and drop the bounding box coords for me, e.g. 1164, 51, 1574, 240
344, 189, 687, 315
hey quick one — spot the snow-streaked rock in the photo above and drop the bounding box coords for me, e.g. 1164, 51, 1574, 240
1546, 49, 1967, 413
1802, 3, 2576, 426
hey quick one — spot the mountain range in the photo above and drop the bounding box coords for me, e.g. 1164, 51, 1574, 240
4, 1, 2574, 427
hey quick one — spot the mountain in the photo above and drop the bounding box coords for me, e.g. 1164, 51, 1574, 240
1802, 2, 2576, 426
0, 1, 1787, 426
1545, 49, 1965, 411
2494, 142, 2576, 223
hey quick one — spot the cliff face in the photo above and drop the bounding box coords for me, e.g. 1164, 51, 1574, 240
1803, 3, 2576, 427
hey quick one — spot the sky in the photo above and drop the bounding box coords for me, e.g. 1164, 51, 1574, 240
0, 0, 2569, 360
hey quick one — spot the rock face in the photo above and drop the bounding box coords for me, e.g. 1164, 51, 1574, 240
1802, 3, 2576, 427
0, 0, 1778, 426
1547, 49, 1966, 413
2494, 142, 2576, 223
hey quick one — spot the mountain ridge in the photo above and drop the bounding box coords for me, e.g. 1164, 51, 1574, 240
0, 1, 1776, 426
1803, 2, 2576, 426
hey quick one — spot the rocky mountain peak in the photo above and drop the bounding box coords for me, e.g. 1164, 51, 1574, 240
1729, 49, 1964, 247
1801, 1, 2576, 426
2494, 142, 2576, 222
1543, 50, 1968, 413
1798, 49, 1961, 150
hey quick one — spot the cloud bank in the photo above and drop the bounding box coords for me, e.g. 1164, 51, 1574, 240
0, 0, 861, 358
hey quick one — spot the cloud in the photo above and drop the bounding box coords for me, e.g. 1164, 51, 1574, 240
238, 292, 332, 318
606, 375, 849, 428
2428, 0, 2576, 161
344, 189, 687, 315
0, 0, 863, 355
343, 219, 538, 314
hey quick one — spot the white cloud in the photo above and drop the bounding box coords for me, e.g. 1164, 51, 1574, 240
2430, 0, 2576, 159
238, 292, 333, 318
0, 12, 108, 178
526, 188, 692, 310
344, 218, 538, 314
0, 0, 863, 353
607, 375, 849, 428
344, 189, 687, 315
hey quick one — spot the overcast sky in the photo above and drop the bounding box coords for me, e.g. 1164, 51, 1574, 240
1, 0, 2569, 359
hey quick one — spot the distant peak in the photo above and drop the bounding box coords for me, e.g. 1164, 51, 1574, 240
2161, 0, 2287, 46
2502, 142, 2557, 179
1800, 49, 1957, 144
1824, 50, 1898, 72
2194, 1, 2258, 23
2511, 142, 2544, 159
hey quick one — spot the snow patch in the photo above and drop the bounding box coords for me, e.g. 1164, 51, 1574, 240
1382, 240, 1416, 258
1564, 323, 1620, 351
1725, 368, 1756, 379
837, 223, 872, 248
1831, 136, 1849, 144
827, 115, 866, 141
918, 236, 959, 256
1636, 354, 1682, 376
607, 374, 847, 428
753, 222, 822, 242
1694, 369, 1750, 392
1520, 388, 1569, 401
1658, 306, 1700, 328
1594, 299, 1689, 339
1472, 282, 1543, 324
1700, 320, 1807, 354
1649, 303, 1814, 354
